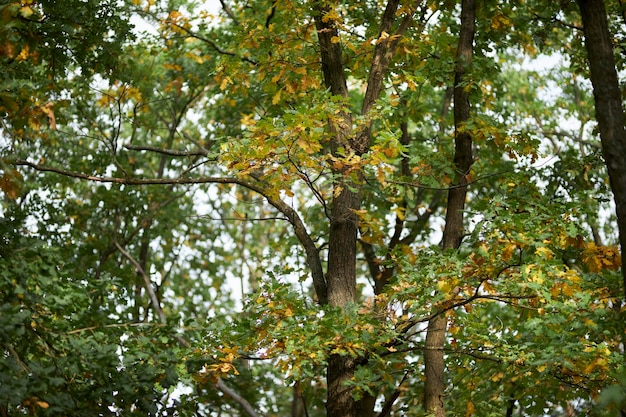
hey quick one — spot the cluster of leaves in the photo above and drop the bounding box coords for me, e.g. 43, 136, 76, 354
0, 0, 625, 416
0, 209, 189, 416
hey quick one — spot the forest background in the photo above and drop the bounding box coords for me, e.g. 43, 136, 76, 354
1, 0, 626, 416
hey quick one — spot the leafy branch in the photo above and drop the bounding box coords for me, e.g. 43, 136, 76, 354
14, 158, 328, 304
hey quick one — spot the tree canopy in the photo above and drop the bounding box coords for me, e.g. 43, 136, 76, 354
1, 0, 626, 416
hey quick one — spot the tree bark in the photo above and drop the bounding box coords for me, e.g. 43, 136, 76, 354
314, 1, 418, 414
291, 381, 306, 417
576, 0, 626, 301
314, 5, 359, 417
423, 0, 476, 415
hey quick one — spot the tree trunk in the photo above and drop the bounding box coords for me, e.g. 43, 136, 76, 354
576, 0, 626, 301
576, 5, 626, 415
291, 381, 306, 417
314, 5, 359, 417
423, 0, 476, 415
314, 1, 417, 414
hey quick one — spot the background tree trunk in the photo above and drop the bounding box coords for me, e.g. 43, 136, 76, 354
576, 0, 626, 302
423, 0, 476, 415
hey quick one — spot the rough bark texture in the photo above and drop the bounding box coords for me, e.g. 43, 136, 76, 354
314, 1, 417, 415
577, 0, 626, 301
315, 5, 359, 417
423, 0, 476, 415
314, 4, 357, 306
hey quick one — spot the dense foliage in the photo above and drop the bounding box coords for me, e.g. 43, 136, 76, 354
1, 0, 625, 416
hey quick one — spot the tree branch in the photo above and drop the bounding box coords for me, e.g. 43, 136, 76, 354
215, 378, 263, 417
124, 143, 213, 157
15, 159, 327, 305
113, 241, 167, 324
170, 22, 257, 66
219, 0, 240, 25
377, 371, 410, 417
114, 240, 191, 348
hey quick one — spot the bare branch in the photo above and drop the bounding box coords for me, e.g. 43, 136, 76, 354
170, 22, 257, 66
194, 215, 289, 222
114, 241, 168, 324
6, 344, 29, 373
66, 322, 165, 335
215, 378, 263, 417
219, 0, 240, 25
378, 371, 411, 417
385, 170, 513, 191
124, 143, 213, 157
114, 241, 191, 348
15, 159, 241, 186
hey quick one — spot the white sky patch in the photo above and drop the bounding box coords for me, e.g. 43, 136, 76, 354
130, 0, 223, 36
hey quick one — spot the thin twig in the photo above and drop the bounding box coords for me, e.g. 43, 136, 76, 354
385, 170, 513, 191
170, 23, 257, 65
124, 144, 212, 157
378, 370, 411, 417
114, 241, 167, 324
66, 322, 165, 335
114, 241, 191, 348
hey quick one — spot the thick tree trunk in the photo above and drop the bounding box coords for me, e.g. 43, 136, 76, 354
576, 0, 626, 301
314, 1, 417, 414
291, 381, 306, 417
423, 0, 476, 415
314, 5, 359, 417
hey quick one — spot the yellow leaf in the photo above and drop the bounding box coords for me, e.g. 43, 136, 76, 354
272, 89, 282, 105
163, 63, 182, 71
16, 45, 30, 62
331, 36, 340, 44
19, 6, 34, 18
297, 137, 321, 154
501, 243, 517, 262
168, 10, 182, 20
240, 113, 256, 127
491, 372, 504, 382
491, 14, 510, 30
40, 102, 56, 130
389, 93, 400, 106
220, 77, 230, 91
465, 400, 475, 417
322, 9, 340, 22
436, 277, 459, 293
535, 246, 554, 260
